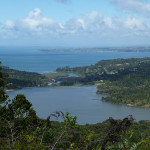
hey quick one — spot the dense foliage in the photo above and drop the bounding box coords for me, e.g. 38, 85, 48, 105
57, 57, 150, 106
2, 66, 70, 89
1, 61, 150, 149
2, 67, 49, 89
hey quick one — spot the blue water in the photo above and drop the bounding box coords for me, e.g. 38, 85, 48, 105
1, 47, 150, 73
8, 87, 150, 125
3, 47, 150, 124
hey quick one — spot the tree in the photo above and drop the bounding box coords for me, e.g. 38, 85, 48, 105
0, 61, 8, 104
0, 63, 38, 149
11, 94, 32, 118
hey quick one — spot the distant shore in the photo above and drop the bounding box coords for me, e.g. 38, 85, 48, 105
40, 47, 150, 53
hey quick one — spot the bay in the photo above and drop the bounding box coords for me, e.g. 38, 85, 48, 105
3, 47, 150, 124
8, 86, 150, 125
1, 47, 150, 73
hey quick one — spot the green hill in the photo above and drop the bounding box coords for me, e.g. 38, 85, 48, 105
56, 57, 150, 107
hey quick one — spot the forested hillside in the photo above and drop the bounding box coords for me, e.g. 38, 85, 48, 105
56, 57, 150, 106
2, 66, 49, 89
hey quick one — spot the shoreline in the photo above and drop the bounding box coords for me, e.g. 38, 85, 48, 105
127, 104, 150, 108
5, 84, 96, 92
6, 85, 150, 109
101, 98, 150, 109
5, 89, 16, 92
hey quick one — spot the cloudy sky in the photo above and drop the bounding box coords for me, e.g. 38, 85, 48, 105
0, 0, 150, 47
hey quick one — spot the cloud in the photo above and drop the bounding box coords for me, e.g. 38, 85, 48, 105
5, 20, 15, 29
124, 17, 147, 31
111, 0, 150, 17
64, 11, 149, 38
64, 11, 116, 35
4, 8, 64, 34
0, 8, 150, 46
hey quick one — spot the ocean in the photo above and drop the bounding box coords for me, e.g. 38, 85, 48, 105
0, 47, 150, 73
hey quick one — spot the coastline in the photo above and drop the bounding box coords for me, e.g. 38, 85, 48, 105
5, 84, 95, 93
101, 98, 150, 109
6, 85, 150, 109
127, 103, 150, 108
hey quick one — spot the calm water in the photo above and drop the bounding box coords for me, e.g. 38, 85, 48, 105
8, 86, 150, 125
1, 47, 150, 73
3, 47, 150, 124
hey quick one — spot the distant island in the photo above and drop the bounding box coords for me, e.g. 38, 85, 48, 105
40, 47, 150, 53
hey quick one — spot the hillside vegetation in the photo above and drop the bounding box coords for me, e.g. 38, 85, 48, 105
2, 67, 69, 89
1, 61, 150, 149
56, 57, 150, 106
2, 67, 49, 89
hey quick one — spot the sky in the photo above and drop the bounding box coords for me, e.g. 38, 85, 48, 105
0, 0, 150, 47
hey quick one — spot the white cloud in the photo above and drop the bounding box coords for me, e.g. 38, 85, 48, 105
111, 0, 150, 17
28, 8, 41, 18
124, 17, 147, 31
4, 8, 64, 34
0, 8, 150, 46
5, 20, 15, 29
64, 11, 115, 35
